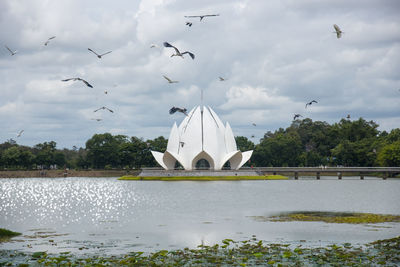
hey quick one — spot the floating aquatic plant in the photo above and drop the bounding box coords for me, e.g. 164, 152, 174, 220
0, 236, 399, 266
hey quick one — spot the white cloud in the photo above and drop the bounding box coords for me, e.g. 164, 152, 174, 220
0, 0, 399, 148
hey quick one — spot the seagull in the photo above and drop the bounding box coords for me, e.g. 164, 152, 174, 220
184, 14, 220, 21
62, 77, 93, 88
186, 22, 193, 27
5, 45, 17, 56
219, 77, 227, 81
333, 24, 343, 39
163, 42, 195, 59
293, 114, 303, 120
252, 123, 257, 126
17, 130, 24, 137
94, 106, 114, 113
44, 36, 56, 46
305, 100, 318, 108
150, 43, 159, 48
91, 118, 103, 121
163, 75, 179, 83
169, 106, 188, 116
88, 48, 112, 58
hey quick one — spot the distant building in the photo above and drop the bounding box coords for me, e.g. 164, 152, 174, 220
151, 106, 253, 170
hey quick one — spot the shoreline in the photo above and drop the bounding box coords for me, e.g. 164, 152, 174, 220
0, 170, 134, 178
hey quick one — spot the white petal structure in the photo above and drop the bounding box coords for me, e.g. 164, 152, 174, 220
151, 106, 253, 170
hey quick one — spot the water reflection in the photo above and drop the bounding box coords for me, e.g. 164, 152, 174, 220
1, 177, 400, 254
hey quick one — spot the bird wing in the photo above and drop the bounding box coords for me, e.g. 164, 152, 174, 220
81, 79, 93, 88
182, 51, 195, 59
88, 48, 99, 56
163, 75, 172, 82
49, 36, 56, 40
163, 42, 180, 54
5, 45, 14, 54
333, 24, 342, 38
105, 107, 114, 113
61, 78, 78, 82
100, 51, 112, 56
184, 15, 201, 18
219, 77, 224, 81
169, 107, 177, 114
203, 14, 219, 17
312, 100, 318, 103
94, 108, 101, 112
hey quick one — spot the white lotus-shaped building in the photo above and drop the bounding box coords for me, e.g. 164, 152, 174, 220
151, 106, 253, 170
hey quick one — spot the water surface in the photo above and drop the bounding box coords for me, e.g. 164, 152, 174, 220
1, 177, 399, 254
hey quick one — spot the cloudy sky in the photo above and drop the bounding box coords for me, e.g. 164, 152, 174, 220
1, 0, 399, 149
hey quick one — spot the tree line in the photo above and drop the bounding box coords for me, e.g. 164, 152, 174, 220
1, 118, 399, 170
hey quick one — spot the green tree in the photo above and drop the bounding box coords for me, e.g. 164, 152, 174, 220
253, 132, 302, 167
377, 141, 400, 166
2, 146, 34, 169
85, 133, 129, 168
34, 141, 57, 168
235, 136, 255, 152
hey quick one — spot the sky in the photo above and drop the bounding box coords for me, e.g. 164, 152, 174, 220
1, 0, 400, 149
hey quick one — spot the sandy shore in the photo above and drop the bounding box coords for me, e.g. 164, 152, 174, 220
0, 169, 138, 178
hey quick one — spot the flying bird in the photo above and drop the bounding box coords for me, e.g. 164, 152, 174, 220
94, 106, 114, 113
305, 100, 318, 108
186, 22, 193, 27
44, 36, 56, 46
150, 43, 159, 48
163, 42, 195, 59
169, 106, 188, 116
163, 75, 179, 83
252, 123, 257, 126
180, 141, 185, 147
62, 77, 93, 88
104, 90, 108, 94
17, 130, 24, 137
251, 135, 255, 138
88, 48, 112, 58
5, 45, 17, 56
293, 114, 303, 120
219, 77, 227, 81
91, 118, 103, 121
184, 14, 220, 21
333, 24, 343, 39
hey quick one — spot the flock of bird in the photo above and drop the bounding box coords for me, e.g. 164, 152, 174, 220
289, 24, 346, 125
4, 17, 347, 140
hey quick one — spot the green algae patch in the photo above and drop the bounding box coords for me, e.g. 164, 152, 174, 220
0, 228, 21, 241
119, 175, 288, 181
1, 236, 399, 266
264, 175, 288, 180
253, 211, 400, 224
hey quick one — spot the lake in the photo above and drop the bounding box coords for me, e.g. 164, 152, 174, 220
1, 176, 399, 255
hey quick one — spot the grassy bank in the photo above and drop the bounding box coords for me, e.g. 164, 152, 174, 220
1, 236, 399, 266
119, 175, 288, 181
0, 170, 137, 178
